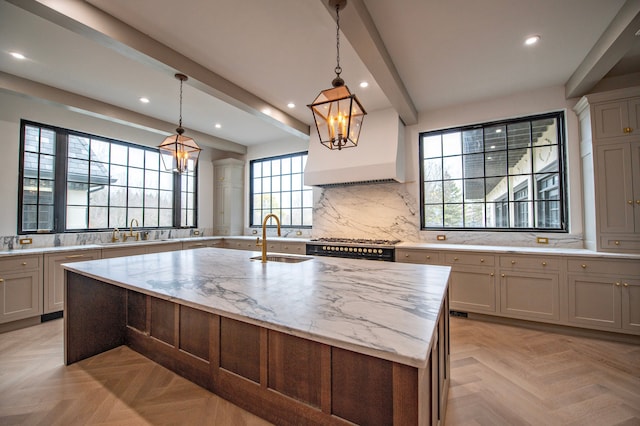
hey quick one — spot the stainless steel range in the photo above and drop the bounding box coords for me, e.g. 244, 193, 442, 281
306, 238, 400, 262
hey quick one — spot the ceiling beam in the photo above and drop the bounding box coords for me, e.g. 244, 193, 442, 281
0, 71, 247, 154
323, 0, 418, 125
7, 0, 310, 140
565, 0, 640, 99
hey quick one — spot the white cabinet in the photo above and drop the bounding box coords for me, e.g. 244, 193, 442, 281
44, 249, 101, 314
0, 255, 42, 324
213, 158, 244, 236
592, 98, 640, 140
575, 87, 640, 253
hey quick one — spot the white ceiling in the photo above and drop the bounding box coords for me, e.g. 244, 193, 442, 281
1, 0, 639, 151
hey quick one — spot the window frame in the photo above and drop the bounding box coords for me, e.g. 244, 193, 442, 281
18, 120, 197, 234
419, 111, 567, 232
249, 151, 312, 228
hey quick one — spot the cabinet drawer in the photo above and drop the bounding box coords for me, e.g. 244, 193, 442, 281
567, 258, 640, 276
0, 255, 41, 272
599, 236, 640, 252
499, 255, 560, 271
396, 249, 440, 264
445, 252, 494, 266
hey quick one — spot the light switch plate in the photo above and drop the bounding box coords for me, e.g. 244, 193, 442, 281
19, 238, 33, 245
537, 237, 549, 244
436, 235, 446, 241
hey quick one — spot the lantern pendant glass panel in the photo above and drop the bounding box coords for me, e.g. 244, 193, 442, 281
159, 134, 201, 173
310, 85, 365, 150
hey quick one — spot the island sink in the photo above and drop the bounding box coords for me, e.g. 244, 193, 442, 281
250, 254, 312, 263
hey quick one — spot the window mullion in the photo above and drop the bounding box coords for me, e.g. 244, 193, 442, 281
55, 131, 68, 233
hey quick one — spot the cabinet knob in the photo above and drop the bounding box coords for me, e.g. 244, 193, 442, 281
480, 258, 485, 263
636, 200, 640, 205
22, 262, 27, 265
542, 262, 547, 266
629, 200, 634, 205
501, 273, 505, 277
623, 282, 629, 287
615, 282, 620, 287
581, 264, 587, 269
490, 273, 494, 277
453, 257, 459, 261
615, 241, 620, 245
426, 255, 431, 260
623, 127, 633, 134
511, 260, 516, 265
405, 254, 410, 258
0, 278, 4, 283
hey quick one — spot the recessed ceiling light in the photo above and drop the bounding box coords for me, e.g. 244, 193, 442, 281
359, 81, 369, 88
139, 97, 149, 104
10, 52, 26, 60
215, 123, 221, 129
524, 35, 541, 46
287, 102, 295, 109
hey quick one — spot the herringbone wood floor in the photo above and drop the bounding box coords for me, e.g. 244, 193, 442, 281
0, 317, 638, 425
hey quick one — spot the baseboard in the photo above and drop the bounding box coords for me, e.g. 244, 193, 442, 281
456, 312, 640, 345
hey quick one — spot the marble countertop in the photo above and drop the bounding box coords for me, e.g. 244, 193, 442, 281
0, 237, 223, 258
396, 242, 640, 259
62, 247, 451, 368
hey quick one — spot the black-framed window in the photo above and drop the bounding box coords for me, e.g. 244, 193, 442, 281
19, 120, 197, 234
420, 111, 567, 231
250, 152, 312, 227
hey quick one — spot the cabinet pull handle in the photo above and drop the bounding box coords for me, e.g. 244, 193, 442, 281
542, 262, 547, 266
511, 260, 516, 265
581, 264, 587, 269
65, 254, 86, 259
615, 282, 620, 286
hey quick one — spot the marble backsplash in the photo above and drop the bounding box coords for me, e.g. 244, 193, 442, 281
311, 181, 584, 249
0, 228, 212, 251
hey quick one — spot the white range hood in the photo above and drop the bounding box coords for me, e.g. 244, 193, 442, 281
304, 108, 406, 186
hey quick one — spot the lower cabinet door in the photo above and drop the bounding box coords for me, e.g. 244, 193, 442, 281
568, 274, 621, 330
500, 271, 559, 321
0, 270, 43, 323
622, 279, 640, 332
449, 267, 496, 313
44, 250, 101, 314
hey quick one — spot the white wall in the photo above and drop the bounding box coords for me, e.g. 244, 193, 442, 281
0, 90, 216, 236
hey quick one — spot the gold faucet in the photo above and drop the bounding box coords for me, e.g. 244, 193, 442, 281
124, 218, 139, 242
261, 214, 281, 263
111, 228, 120, 243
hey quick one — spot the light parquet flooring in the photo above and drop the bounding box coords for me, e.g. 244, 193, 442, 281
0, 317, 638, 425
445, 318, 640, 426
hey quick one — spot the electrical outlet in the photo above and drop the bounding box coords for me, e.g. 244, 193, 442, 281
436, 235, 446, 241
536, 237, 549, 244
193, 230, 200, 236
19, 238, 33, 245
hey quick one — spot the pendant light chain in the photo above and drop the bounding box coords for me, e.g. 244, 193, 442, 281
334, 3, 342, 78
178, 77, 184, 129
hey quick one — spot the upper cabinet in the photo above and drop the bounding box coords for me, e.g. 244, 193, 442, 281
213, 158, 244, 236
575, 87, 640, 253
592, 98, 640, 141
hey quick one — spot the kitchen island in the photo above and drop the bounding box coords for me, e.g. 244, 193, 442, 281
63, 247, 451, 425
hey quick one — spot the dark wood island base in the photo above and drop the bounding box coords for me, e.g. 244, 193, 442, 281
65, 271, 450, 425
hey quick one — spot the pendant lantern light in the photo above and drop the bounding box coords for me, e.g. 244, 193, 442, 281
159, 73, 201, 173
308, 0, 366, 150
